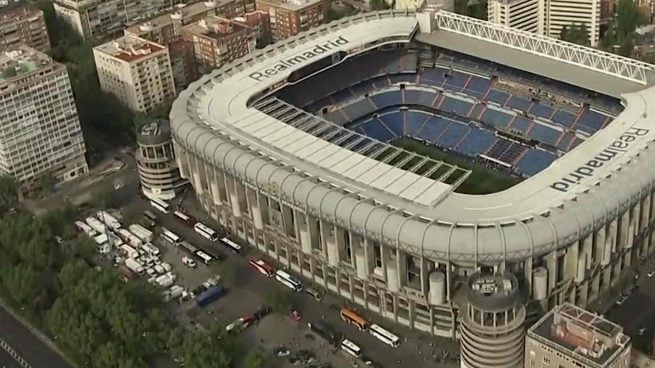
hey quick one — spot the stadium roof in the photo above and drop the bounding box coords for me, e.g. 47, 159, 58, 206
171, 10, 655, 262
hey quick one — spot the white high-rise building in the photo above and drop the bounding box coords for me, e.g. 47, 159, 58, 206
0, 46, 88, 183
487, 0, 542, 33
93, 35, 176, 113
487, 0, 601, 46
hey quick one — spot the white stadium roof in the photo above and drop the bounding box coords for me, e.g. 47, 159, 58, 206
171, 10, 655, 262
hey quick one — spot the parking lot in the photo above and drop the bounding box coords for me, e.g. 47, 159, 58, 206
97, 191, 461, 368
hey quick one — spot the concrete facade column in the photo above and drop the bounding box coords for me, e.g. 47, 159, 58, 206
620, 213, 629, 248
298, 214, 313, 254
325, 226, 339, 267
228, 179, 241, 217
354, 246, 368, 279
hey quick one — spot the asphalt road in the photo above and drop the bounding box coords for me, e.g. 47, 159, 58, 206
605, 258, 655, 351
0, 306, 71, 368
0, 348, 21, 368
140, 194, 460, 368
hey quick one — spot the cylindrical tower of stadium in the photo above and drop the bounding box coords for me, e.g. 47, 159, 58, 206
135, 119, 187, 200
459, 272, 525, 368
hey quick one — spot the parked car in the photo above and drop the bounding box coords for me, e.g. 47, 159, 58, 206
182, 256, 197, 268
305, 288, 324, 301
648, 269, 655, 278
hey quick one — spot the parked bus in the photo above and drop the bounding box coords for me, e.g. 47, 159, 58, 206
74, 221, 97, 237
129, 224, 154, 243
142, 243, 161, 256
248, 259, 275, 277
369, 324, 400, 348
161, 228, 181, 245
340, 339, 362, 358
275, 270, 302, 292
194, 250, 213, 265
173, 210, 193, 226
307, 321, 338, 345
339, 308, 369, 331
178, 241, 199, 255
96, 211, 121, 230
194, 222, 218, 241
150, 198, 170, 214
220, 236, 242, 253
85, 217, 107, 234
143, 210, 157, 222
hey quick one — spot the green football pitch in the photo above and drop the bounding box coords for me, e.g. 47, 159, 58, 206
393, 138, 521, 195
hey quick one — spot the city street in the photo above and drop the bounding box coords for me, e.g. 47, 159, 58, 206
0, 305, 71, 368
0, 348, 20, 368
606, 259, 655, 351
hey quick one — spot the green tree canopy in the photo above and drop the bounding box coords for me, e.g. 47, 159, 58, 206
560, 23, 590, 46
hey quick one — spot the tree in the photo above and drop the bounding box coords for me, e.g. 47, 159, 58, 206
244, 347, 274, 368
370, 0, 391, 10
264, 288, 292, 313
601, 0, 647, 55
38, 173, 58, 195
0, 175, 18, 208
560, 24, 590, 46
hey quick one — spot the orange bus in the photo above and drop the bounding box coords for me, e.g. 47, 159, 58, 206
339, 308, 369, 331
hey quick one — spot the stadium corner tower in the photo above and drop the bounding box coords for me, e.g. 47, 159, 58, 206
170, 10, 655, 339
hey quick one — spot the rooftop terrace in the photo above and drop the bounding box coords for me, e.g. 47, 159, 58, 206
95, 35, 166, 62
0, 46, 53, 84
529, 303, 630, 368
257, 0, 324, 10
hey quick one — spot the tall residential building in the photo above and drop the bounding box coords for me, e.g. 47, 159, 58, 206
255, 0, 327, 41
0, 46, 88, 183
136, 119, 186, 200
487, 0, 542, 33
0, 3, 50, 53
233, 10, 271, 46
525, 303, 631, 368
182, 15, 255, 73
53, 0, 187, 40
93, 35, 176, 113
486, 0, 601, 46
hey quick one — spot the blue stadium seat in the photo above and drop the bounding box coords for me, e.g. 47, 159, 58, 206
414, 116, 449, 142
556, 133, 575, 152
529, 123, 562, 147
370, 91, 403, 108
551, 109, 577, 128
359, 120, 395, 142
405, 90, 438, 106
509, 117, 532, 135
389, 74, 417, 85
437, 122, 469, 149
506, 96, 532, 111
440, 96, 473, 117
577, 109, 608, 132
574, 123, 596, 136
456, 128, 497, 157
443, 71, 469, 90
421, 68, 447, 86
486, 89, 510, 105
405, 111, 429, 136
515, 149, 556, 176
342, 99, 377, 121
379, 113, 404, 137
480, 108, 512, 129
529, 103, 555, 119
465, 76, 492, 94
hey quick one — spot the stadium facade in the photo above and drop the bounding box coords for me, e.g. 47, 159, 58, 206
169, 10, 655, 338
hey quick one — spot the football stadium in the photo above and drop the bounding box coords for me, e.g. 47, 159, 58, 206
170, 9, 655, 342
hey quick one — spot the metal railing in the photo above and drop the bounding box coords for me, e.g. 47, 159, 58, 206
0, 337, 32, 368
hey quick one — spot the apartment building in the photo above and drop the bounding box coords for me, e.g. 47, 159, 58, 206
525, 303, 631, 368
487, 0, 601, 46
0, 3, 50, 53
53, 0, 187, 40
0, 46, 88, 183
93, 35, 176, 113
233, 10, 271, 46
255, 0, 327, 41
487, 0, 542, 33
182, 15, 255, 73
